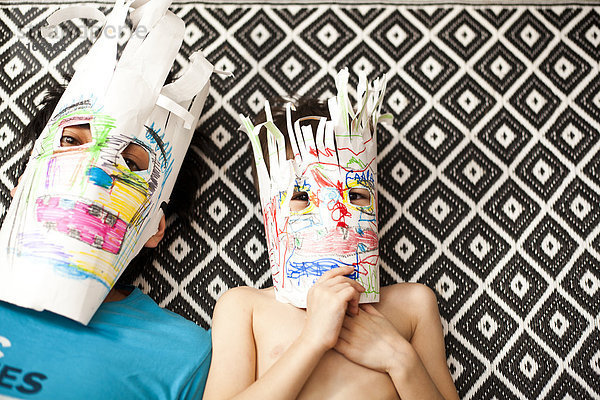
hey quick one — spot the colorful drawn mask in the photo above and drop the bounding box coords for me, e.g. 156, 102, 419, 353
0, 0, 215, 324
241, 69, 391, 308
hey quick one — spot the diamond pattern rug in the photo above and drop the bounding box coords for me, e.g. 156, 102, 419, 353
1, 3, 600, 399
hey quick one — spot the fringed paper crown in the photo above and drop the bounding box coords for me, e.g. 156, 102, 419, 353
242, 68, 391, 207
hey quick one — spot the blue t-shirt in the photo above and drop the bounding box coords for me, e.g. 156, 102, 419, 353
0, 288, 211, 400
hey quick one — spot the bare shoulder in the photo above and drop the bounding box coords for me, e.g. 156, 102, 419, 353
376, 283, 441, 339
210, 286, 276, 344
217, 285, 260, 303
214, 286, 276, 313
380, 282, 438, 311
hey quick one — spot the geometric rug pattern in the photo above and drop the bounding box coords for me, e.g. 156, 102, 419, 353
1, 3, 599, 398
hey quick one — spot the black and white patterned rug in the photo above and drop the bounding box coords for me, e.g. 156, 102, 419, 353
1, 3, 600, 399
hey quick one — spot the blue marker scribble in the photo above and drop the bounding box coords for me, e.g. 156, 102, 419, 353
345, 170, 375, 189
358, 214, 376, 223
295, 177, 311, 192
87, 166, 113, 189
287, 257, 359, 280
145, 122, 174, 178
323, 187, 341, 202
16, 233, 111, 289
58, 198, 76, 210
289, 216, 321, 233
54, 262, 111, 289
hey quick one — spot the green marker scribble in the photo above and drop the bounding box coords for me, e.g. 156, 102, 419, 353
335, 132, 363, 139
360, 265, 379, 295
346, 156, 366, 170
91, 114, 116, 150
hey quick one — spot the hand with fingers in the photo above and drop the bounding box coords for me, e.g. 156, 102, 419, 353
302, 265, 365, 353
334, 303, 408, 374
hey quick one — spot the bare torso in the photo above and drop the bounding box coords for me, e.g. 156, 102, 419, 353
252, 285, 415, 400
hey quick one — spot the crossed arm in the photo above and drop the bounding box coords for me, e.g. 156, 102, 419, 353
202, 266, 459, 400
335, 284, 460, 400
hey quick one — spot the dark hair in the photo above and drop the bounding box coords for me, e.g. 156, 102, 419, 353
250, 97, 330, 194
21, 83, 202, 285
23, 86, 65, 145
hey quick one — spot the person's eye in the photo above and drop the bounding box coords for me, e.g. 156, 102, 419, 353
59, 124, 92, 148
60, 134, 81, 147
290, 191, 309, 211
292, 191, 308, 202
348, 188, 371, 206
121, 143, 149, 172
124, 157, 140, 172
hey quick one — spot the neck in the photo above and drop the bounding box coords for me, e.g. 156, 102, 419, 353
103, 287, 132, 303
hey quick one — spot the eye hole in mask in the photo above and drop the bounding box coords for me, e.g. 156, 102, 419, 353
119, 143, 150, 172
347, 187, 371, 207
290, 191, 310, 212
60, 124, 92, 147
59, 123, 150, 172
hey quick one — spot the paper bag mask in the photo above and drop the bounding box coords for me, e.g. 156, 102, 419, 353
0, 0, 214, 324
241, 69, 391, 308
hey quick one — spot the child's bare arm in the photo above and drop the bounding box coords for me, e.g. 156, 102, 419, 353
334, 284, 459, 400
203, 266, 364, 400
202, 286, 257, 399
407, 285, 459, 400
